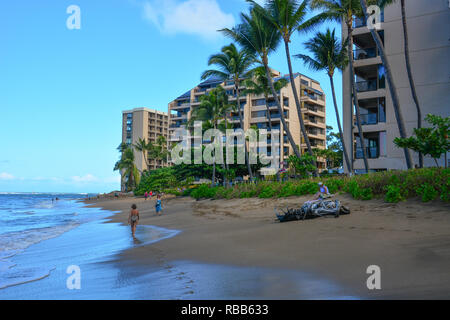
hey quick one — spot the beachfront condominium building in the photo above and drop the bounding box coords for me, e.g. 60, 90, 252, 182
342, 0, 449, 173
168, 69, 327, 172
122, 108, 169, 172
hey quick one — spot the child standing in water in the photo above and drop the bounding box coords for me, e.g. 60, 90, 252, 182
155, 194, 162, 215
128, 204, 139, 238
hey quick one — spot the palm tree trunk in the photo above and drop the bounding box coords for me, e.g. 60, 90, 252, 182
284, 40, 318, 175
224, 112, 229, 186
265, 92, 280, 181
401, 0, 423, 168
348, 23, 370, 173
212, 123, 216, 186
263, 61, 301, 161
360, 0, 413, 170
329, 74, 352, 173
235, 82, 254, 180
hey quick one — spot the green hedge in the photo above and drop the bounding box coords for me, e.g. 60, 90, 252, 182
187, 168, 449, 203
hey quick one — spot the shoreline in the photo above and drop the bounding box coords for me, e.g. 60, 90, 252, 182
83, 194, 450, 299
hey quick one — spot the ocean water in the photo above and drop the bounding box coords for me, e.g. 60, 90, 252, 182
0, 193, 180, 298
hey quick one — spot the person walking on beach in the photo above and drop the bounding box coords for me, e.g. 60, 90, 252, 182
155, 194, 162, 216
128, 204, 139, 238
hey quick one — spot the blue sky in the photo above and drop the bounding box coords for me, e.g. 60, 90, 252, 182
0, 0, 342, 193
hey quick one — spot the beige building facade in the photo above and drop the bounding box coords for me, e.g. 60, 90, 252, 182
342, 0, 450, 173
122, 108, 169, 172
168, 70, 327, 172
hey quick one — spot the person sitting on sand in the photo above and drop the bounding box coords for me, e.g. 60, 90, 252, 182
128, 204, 139, 238
155, 194, 162, 215
313, 182, 331, 200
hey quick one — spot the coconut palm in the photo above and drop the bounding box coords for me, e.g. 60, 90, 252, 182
243, 66, 288, 177
114, 146, 140, 192
150, 136, 168, 167
310, 0, 370, 172
133, 137, 150, 170
359, 0, 413, 169
201, 43, 255, 180
295, 28, 352, 173
191, 87, 228, 185
220, 7, 303, 166
378, 0, 422, 167
250, 0, 319, 166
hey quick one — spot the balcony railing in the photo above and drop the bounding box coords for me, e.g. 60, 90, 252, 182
355, 79, 377, 92
355, 113, 378, 125
354, 47, 377, 60
355, 147, 379, 159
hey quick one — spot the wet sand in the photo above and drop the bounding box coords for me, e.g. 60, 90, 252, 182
85, 194, 450, 299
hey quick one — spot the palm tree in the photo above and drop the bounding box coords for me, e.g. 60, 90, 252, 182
250, 0, 319, 168
295, 28, 352, 173
359, 0, 413, 169
150, 136, 169, 167
133, 137, 150, 170
114, 146, 140, 192
243, 66, 288, 177
379, 0, 422, 167
220, 7, 303, 165
191, 87, 228, 185
310, 0, 370, 172
201, 43, 255, 180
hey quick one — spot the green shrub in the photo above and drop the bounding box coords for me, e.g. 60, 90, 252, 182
416, 183, 438, 202
385, 185, 403, 203
191, 184, 217, 200
259, 185, 277, 198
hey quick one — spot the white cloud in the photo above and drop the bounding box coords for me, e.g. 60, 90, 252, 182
0, 172, 14, 180
72, 174, 98, 183
143, 0, 235, 39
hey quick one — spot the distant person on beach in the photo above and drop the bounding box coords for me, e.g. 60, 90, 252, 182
128, 204, 139, 238
149, 191, 153, 198
313, 182, 330, 200
144, 191, 148, 200
155, 194, 162, 215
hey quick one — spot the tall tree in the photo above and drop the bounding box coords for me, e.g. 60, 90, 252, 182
133, 137, 150, 170
359, 0, 413, 169
295, 28, 352, 173
191, 87, 228, 185
311, 0, 370, 172
250, 0, 319, 173
220, 7, 303, 166
201, 43, 255, 180
243, 66, 288, 177
114, 146, 140, 192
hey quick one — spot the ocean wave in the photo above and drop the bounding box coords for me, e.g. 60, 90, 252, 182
0, 267, 54, 289
0, 224, 80, 256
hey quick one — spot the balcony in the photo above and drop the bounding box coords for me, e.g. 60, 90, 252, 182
355, 79, 377, 92
354, 47, 377, 60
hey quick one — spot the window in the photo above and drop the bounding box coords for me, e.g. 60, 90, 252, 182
378, 65, 385, 89
127, 113, 132, 119
378, 98, 386, 122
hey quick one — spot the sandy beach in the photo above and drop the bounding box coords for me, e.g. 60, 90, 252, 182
82, 194, 450, 299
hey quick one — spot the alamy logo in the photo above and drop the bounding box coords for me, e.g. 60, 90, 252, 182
66, 265, 81, 290
366, 265, 381, 290
366, 5, 382, 30
66, 5, 81, 30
